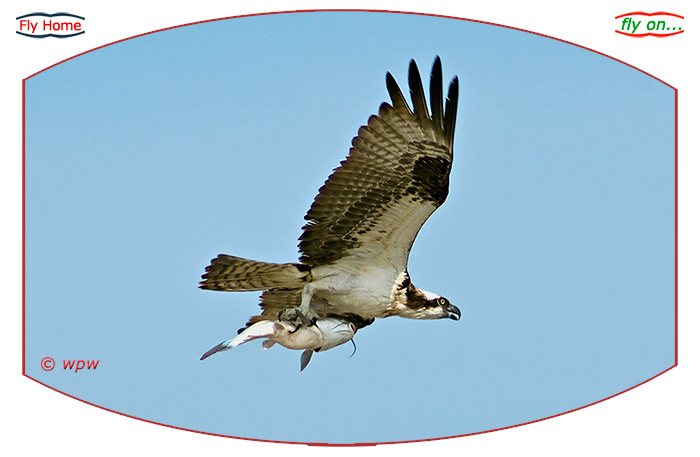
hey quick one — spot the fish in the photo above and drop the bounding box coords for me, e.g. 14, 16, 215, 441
200, 318, 357, 371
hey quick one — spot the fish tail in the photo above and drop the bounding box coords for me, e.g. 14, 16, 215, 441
200, 320, 278, 360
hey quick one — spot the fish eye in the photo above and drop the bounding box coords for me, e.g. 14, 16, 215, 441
438, 297, 446, 305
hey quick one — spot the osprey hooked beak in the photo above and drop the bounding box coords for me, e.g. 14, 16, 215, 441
447, 303, 461, 321
439, 297, 461, 321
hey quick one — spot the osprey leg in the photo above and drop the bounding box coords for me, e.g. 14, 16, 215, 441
278, 283, 320, 325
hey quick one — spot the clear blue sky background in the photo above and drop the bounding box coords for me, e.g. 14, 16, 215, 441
24, 11, 675, 444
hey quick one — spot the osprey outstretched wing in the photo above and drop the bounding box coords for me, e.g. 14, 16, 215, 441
299, 57, 458, 269
200, 57, 460, 370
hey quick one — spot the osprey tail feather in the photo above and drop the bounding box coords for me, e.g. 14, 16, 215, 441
199, 254, 310, 291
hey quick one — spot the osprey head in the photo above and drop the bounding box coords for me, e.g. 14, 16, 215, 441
404, 288, 461, 321
424, 293, 461, 321
433, 296, 461, 321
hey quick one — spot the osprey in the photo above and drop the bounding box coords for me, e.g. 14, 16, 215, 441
200, 57, 460, 369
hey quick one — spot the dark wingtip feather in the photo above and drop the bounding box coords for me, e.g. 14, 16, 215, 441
430, 56, 444, 129
444, 75, 459, 147
408, 59, 429, 119
386, 72, 410, 114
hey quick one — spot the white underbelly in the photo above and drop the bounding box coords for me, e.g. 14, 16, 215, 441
309, 264, 398, 318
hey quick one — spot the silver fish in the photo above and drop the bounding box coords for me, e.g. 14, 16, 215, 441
200, 318, 356, 371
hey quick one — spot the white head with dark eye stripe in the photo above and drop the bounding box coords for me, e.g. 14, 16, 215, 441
404, 288, 461, 321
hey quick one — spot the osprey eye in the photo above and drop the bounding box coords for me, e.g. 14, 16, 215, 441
439, 297, 446, 305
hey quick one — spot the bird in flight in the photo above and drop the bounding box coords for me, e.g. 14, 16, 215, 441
200, 57, 460, 370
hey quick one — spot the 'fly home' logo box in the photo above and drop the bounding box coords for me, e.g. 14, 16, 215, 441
17, 12, 85, 38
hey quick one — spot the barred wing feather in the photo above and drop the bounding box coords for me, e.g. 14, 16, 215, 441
298, 58, 459, 273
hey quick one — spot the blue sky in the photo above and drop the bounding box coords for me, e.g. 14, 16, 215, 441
23, 11, 675, 444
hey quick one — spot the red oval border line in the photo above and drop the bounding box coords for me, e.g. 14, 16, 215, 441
22, 8, 679, 447
24, 367, 677, 447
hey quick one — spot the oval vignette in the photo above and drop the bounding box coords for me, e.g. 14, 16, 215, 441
23, 9, 677, 445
